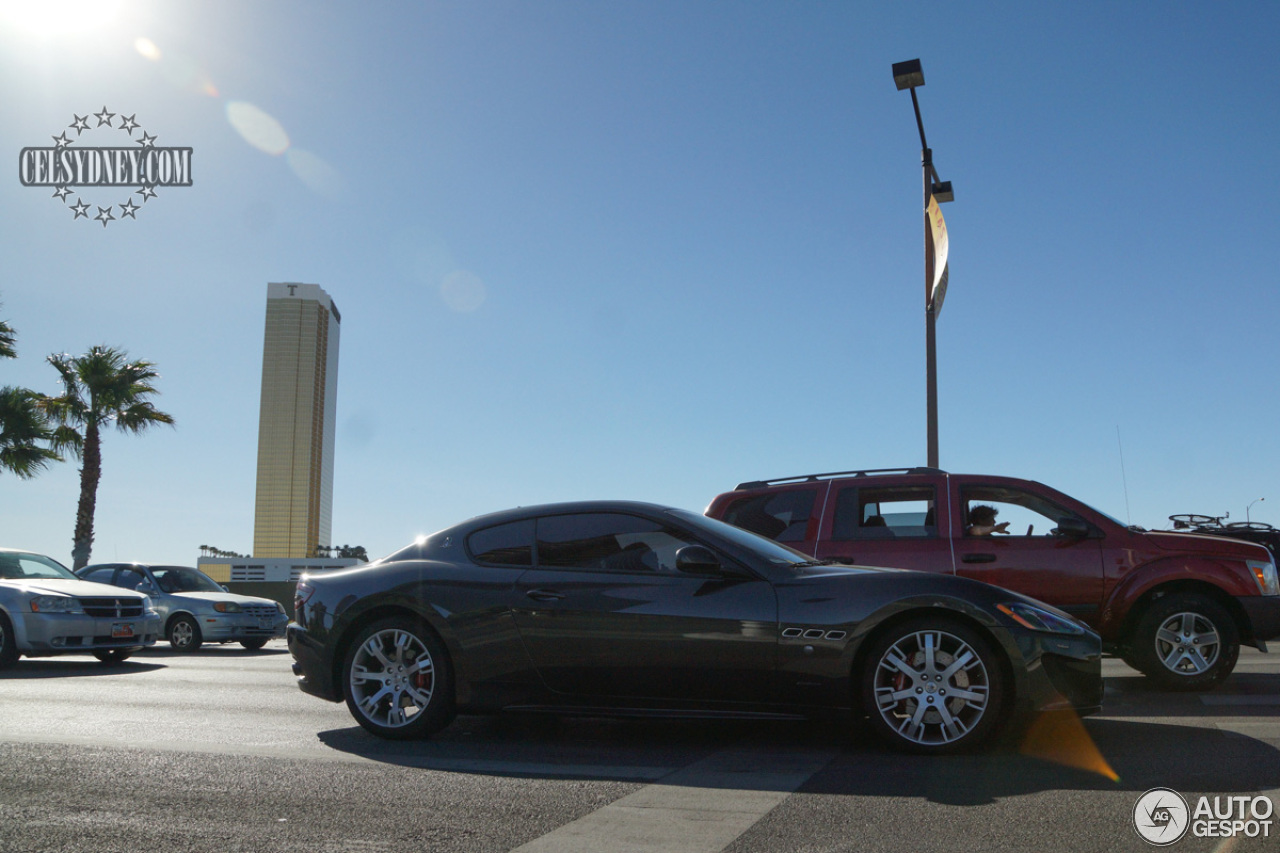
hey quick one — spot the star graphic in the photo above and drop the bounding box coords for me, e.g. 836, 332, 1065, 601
137, 131, 157, 148
136, 184, 158, 201
118, 113, 140, 135
52, 186, 72, 202
118, 198, 140, 219
95, 206, 116, 228
69, 114, 90, 135
70, 199, 90, 219
51, 131, 73, 149
94, 106, 115, 127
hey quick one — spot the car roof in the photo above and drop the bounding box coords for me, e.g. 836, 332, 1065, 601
456, 500, 679, 529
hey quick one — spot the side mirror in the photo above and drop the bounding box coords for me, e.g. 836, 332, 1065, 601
221, 584, 230, 592
1055, 517, 1091, 538
138, 581, 158, 594
675, 545, 722, 575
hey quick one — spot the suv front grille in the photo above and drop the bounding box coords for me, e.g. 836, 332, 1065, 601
79, 597, 144, 618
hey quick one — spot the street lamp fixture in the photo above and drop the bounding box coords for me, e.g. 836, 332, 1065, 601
1248, 497, 1265, 523
893, 58, 954, 469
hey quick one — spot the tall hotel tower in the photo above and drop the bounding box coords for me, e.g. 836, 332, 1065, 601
252, 282, 341, 559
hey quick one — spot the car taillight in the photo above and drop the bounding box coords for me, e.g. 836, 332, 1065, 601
294, 580, 315, 619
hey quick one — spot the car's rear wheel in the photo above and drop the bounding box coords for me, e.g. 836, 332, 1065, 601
342, 617, 455, 740
860, 617, 1007, 753
240, 639, 268, 650
168, 614, 203, 652
1130, 593, 1239, 691
0, 612, 19, 669
93, 650, 132, 665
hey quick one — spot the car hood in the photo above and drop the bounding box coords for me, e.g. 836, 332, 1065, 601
172, 591, 280, 608
1146, 531, 1271, 561
0, 577, 147, 599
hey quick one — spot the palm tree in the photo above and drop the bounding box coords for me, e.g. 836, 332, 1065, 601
42, 346, 175, 569
0, 305, 60, 479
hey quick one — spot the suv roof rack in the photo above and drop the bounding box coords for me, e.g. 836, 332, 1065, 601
735, 467, 947, 491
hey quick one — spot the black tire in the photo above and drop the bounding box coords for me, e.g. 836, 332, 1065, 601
860, 617, 1008, 754
342, 617, 455, 740
1129, 593, 1239, 691
0, 612, 20, 669
167, 614, 203, 652
93, 650, 132, 665
240, 639, 268, 650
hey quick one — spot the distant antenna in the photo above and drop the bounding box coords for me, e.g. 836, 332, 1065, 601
1116, 426, 1132, 525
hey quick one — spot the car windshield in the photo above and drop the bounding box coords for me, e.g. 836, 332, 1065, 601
150, 566, 225, 593
666, 509, 813, 565
0, 551, 78, 581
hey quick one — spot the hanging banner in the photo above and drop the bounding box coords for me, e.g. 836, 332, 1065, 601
926, 194, 949, 315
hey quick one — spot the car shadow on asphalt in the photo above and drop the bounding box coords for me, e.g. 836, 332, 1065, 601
1, 658, 166, 678
134, 645, 291, 658
312, 707, 1280, 802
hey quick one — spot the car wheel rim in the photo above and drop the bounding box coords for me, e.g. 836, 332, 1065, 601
872, 629, 991, 746
1154, 611, 1220, 675
172, 621, 193, 647
349, 628, 435, 729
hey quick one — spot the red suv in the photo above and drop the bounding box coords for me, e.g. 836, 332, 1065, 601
707, 468, 1280, 691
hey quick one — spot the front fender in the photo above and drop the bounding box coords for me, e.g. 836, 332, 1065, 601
1101, 556, 1257, 639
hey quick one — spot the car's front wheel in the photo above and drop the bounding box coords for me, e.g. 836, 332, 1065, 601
860, 617, 1007, 753
342, 617, 455, 740
0, 612, 19, 669
1129, 593, 1239, 691
168, 614, 203, 652
93, 650, 132, 665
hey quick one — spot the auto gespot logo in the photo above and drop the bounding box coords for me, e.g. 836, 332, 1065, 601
1133, 788, 1275, 845
18, 106, 192, 227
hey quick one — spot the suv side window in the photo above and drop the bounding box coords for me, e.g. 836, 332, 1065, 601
467, 520, 535, 567
832, 485, 937, 540
719, 489, 816, 542
961, 487, 1086, 537
536, 513, 697, 573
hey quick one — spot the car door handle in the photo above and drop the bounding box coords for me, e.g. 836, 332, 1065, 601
524, 588, 564, 602
962, 553, 997, 564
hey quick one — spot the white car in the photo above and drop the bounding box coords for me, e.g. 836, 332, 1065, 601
0, 548, 161, 667
77, 563, 288, 652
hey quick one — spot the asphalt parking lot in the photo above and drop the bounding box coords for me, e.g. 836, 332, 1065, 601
1, 644, 1278, 853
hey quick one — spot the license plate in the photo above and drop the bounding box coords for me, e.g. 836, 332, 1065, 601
257, 617, 274, 630
111, 623, 135, 639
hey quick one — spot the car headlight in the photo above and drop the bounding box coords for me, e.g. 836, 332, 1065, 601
998, 602, 1087, 635
275, 602, 286, 614
141, 596, 154, 611
212, 601, 242, 613
30, 595, 84, 614
1248, 559, 1279, 596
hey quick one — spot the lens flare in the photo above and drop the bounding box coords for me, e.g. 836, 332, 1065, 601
135, 37, 161, 60
441, 270, 487, 313
226, 101, 290, 155
1020, 710, 1119, 781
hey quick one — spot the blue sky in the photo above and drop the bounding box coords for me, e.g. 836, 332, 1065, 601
2, 1, 1277, 565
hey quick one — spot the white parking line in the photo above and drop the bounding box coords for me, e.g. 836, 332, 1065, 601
509, 745, 836, 853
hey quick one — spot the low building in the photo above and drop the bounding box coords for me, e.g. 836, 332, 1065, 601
197, 556, 363, 617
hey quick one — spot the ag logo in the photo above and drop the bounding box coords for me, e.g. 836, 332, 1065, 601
18, 106, 193, 228
1133, 788, 1190, 846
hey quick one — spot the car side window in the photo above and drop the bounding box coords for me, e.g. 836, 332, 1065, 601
720, 489, 816, 542
467, 520, 534, 567
961, 487, 1084, 537
536, 513, 697, 573
81, 567, 117, 585
117, 568, 150, 591
832, 486, 938, 540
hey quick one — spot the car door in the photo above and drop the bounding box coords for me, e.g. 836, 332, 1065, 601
510, 511, 778, 703
951, 484, 1105, 619
813, 480, 955, 573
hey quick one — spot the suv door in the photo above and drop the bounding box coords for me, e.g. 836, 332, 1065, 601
813, 479, 955, 574
952, 482, 1105, 618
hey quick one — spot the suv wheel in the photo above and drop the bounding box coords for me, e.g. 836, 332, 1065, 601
860, 617, 1007, 753
342, 617, 455, 740
1130, 593, 1239, 691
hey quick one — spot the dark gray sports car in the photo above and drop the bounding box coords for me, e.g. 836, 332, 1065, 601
288, 501, 1101, 753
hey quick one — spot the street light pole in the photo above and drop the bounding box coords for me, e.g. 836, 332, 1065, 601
1248, 498, 1265, 523
894, 59, 953, 469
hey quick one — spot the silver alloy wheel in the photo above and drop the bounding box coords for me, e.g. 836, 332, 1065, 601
1153, 611, 1220, 675
169, 617, 197, 649
871, 628, 992, 746
348, 627, 436, 730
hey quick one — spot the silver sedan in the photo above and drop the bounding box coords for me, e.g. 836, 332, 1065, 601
77, 563, 288, 652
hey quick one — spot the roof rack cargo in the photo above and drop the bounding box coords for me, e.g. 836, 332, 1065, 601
734, 467, 947, 491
